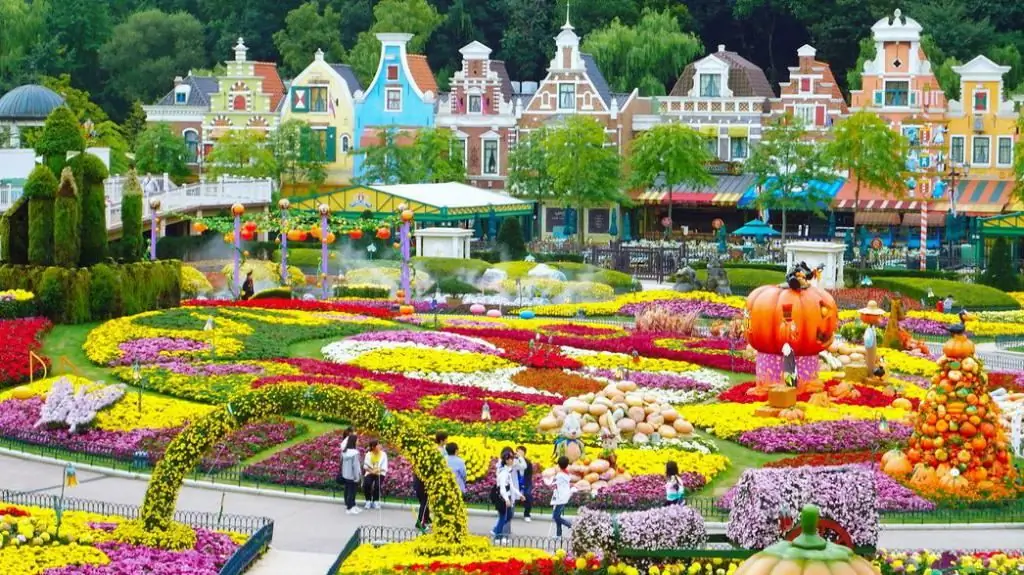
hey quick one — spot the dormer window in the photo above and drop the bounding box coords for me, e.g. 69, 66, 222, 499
468, 94, 482, 114
973, 90, 989, 112
175, 89, 187, 104
386, 65, 399, 81
699, 74, 721, 98
558, 83, 575, 110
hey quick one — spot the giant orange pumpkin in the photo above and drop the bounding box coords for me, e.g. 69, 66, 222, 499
746, 283, 838, 356
943, 331, 975, 359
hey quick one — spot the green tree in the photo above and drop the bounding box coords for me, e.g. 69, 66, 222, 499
330, 0, 374, 49
122, 101, 148, 152
273, 2, 346, 77
353, 127, 416, 185
348, 0, 443, 86
496, 217, 526, 261
88, 120, 130, 175
408, 127, 466, 183
583, 9, 702, 96
135, 123, 191, 183
206, 130, 276, 180
541, 116, 624, 244
629, 123, 713, 235
33, 0, 112, 94
40, 74, 110, 123
35, 106, 85, 177
269, 119, 328, 188
744, 115, 837, 243
980, 237, 1020, 291
120, 171, 144, 263
25, 164, 57, 266
53, 166, 80, 268
99, 9, 206, 108
824, 111, 909, 249
69, 152, 109, 266
0, 0, 47, 90
552, 0, 639, 37
508, 128, 554, 199
499, 0, 556, 80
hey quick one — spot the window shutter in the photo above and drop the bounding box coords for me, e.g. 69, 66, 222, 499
814, 106, 825, 126
483, 96, 490, 114
291, 87, 310, 112
873, 90, 883, 106
909, 91, 918, 107
326, 127, 337, 162
299, 128, 310, 162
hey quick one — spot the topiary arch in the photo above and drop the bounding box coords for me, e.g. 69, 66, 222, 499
139, 383, 469, 544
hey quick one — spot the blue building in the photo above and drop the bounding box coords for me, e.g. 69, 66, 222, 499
352, 33, 438, 182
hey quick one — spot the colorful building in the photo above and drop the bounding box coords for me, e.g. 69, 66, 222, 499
202, 38, 286, 158
771, 45, 848, 131
435, 41, 519, 191
280, 49, 362, 189
144, 75, 218, 170
352, 33, 438, 183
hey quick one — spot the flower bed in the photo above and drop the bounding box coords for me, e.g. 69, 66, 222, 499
0, 289, 36, 319
572, 504, 707, 558
0, 317, 51, 387
719, 381, 920, 409
736, 419, 913, 453
679, 402, 911, 440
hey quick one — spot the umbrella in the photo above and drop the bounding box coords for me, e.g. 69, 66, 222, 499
609, 208, 618, 237
472, 213, 481, 237
731, 219, 780, 238
622, 209, 632, 241
488, 206, 497, 239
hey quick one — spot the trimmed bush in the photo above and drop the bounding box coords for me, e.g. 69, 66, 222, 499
428, 277, 480, 296
53, 167, 81, 267
1, 196, 30, 264
845, 267, 958, 286
35, 106, 84, 177
871, 277, 1019, 310
180, 265, 213, 298
496, 217, 526, 261
980, 237, 1020, 292
334, 285, 390, 299
0, 290, 36, 319
696, 268, 786, 293
251, 287, 291, 300
412, 257, 491, 281
120, 172, 144, 262
69, 152, 110, 266
25, 164, 57, 266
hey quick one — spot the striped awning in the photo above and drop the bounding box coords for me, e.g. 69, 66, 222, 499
932, 179, 1010, 215
855, 212, 900, 226
630, 174, 755, 206
634, 190, 667, 203
833, 179, 920, 210
739, 177, 845, 209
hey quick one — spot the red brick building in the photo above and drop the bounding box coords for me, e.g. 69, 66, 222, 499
770, 44, 849, 131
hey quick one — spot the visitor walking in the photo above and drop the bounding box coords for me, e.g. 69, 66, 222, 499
240, 271, 255, 301
544, 455, 575, 538
340, 434, 362, 515
665, 461, 684, 506
943, 294, 955, 313
490, 449, 522, 541
362, 440, 388, 510
516, 446, 534, 522
445, 442, 467, 493
414, 432, 448, 533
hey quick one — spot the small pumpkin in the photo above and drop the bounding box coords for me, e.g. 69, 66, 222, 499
943, 333, 975, 360
938, 470, 969, 490
778, 407, 805, 421
890, 397, 912, 410
910, 464, 935, 486
734, 505, 879, 575
745, 283, 839, 356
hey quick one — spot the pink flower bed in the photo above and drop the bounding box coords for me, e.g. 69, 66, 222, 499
43, 528, 238, 575
430, 398, 526, 422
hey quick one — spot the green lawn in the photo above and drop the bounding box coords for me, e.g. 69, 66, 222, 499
40, 323, 113, 383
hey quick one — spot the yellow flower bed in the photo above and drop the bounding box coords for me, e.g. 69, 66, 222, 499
524, 290, 745, 317
95, 392, 216, 432
877, 348, 938, 377
679, 402, 912, 439
180, 266, 213, 298
568, 350, 698, 373
340, 535, 551, 573
84, 311, 252, 365
905, 309, 1024, 337
1009, 292, 1024, 307
0, 289, 34, 301
612, 447, 729, 480
349, 348, 516, 374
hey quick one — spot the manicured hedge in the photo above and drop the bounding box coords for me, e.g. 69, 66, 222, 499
334, 285, 390, 299
871, 277, 1019, 310
0, 196, 30, 264
696, 268, 786, 292
69, 153, 109, 267
25, 165, 57, 267
120, 173, 144, 262
0, 261, 181, 323
53, 168, 80, 268
845, 267, 958, 286
412, 257, 492, 280
251, 287, 291, 300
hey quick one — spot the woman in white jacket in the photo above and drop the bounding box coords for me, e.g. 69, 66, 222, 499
340, 434, 362, 515
362, 440, 388, 510
490, 449, 522, 540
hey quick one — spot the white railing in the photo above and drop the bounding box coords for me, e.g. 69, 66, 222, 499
656, 97, 766, 115
103, 176, 274, 231
0, 184, 21, 210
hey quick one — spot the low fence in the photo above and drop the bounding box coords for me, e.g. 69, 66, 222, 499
0, 489, 273, 575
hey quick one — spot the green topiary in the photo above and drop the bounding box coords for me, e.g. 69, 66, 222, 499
1, 195, 30, 264
120, 171, 144, 262
429, 277, 480, 296
496, 217, 526, 261
35, 107, 85, 177
980, 237, 1020, 292
53, 167, 81, 267
251, 287, 291, 300
69, 153, 110, 266
25, 165, 57, 266
89, 263, 122, 320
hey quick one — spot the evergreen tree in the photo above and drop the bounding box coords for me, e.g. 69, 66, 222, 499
35, 106, 85, 178
496, 217, 526, 261
122, 101, 148, 151
25, 164, 58, 266
68, 153, 110, 266
981, 237, 1020, 292
120, 171, 144, 263
53, 167, 80, 268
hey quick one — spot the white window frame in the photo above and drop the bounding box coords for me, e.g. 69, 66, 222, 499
385, 87, 402, 112
971, 135, 991, 166
468, 94, 482, 114
729, 136, 748, 161
950, 135, 965, 164
794, 105, 815, 126
972, 89, 990, 113
557, 83, 575, 111
699, 73, 722, 98
182, 129, 199, 164
997, 136, 1013, 166
883, 80, 910, 107
481, 138, 499, 175
451, 137, 468, 168
341, 134, 351, 153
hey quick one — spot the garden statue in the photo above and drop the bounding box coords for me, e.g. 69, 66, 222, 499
882, 296, 906, 349
553, 412, 585, 463
714, 220, 728, 254
863, 325, 877, 376
673, 265, 699, 292
705, 254, 732, 296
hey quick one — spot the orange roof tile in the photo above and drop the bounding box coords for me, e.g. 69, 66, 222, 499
406, 55, 438, 96
253, 62, 286, 111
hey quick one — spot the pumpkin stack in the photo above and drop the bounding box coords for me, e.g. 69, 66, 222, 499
886, 326, 1014, 491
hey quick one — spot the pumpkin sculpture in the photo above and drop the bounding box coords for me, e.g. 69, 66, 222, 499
734, 505, 878, 575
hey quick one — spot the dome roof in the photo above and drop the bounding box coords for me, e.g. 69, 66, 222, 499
0, 84, 65, 121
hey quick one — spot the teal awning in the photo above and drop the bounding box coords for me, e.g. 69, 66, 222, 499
739, 177, 845, 209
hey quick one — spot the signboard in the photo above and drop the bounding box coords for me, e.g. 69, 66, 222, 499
545, 207, 565, 232
588, 208, 610, 234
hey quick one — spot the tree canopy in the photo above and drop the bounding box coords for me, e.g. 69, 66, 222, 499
273, 2, 347, 78
135, 123, 192, 182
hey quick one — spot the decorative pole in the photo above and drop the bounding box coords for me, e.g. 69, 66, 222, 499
149, 198, 161, 261
278, 198, 290, 286
319, 203, 330, 299
920, 179, 928, 271
399, 204, 413, 305
231, 203, 244, 296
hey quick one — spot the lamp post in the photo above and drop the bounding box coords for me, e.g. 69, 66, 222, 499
944, 163, 969, 262
149, 198, 161, 261
278, 198, 290, 286
399, 204, 413, 305
231, 204, 244, 296
319, 203, 330, 299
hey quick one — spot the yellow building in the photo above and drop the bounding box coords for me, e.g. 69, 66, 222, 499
280, 49, 363, 189
943, 55, 1018, 213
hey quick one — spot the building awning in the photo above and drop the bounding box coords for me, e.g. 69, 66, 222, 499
833, 179, 921, 211
288, 182, 534, 221
631, 174, 755, 206
932, 179, 1010, 215
739, 177, 845, 209
902, 212, 947, 227
855, 212, 901, 226
698, 126, 717, 137
727, 126, 748, 137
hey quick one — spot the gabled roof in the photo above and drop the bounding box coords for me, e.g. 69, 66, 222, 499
407, 55, 438, 96
153, 75, 218, 107
328, 63, 363, 94
489, 60, 515, 103
670, 50, 774, 99
253, 62, 286, 111
581, 53, 612, 106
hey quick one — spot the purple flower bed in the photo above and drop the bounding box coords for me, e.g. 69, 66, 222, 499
346, 331, 498, 354
116, 338, 209, 366
583, 369, 713, 392
736, 419, 912, 453
160, 360, 265, 376
572, 503, 707, 558
621, 299, 741, 319
43, 528, 238, 575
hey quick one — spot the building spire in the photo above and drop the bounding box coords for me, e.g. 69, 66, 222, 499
563, 1, 572, 30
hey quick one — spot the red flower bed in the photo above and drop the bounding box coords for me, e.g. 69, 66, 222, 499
764, 451, 880, 468
0, 506, 30, 517
183, 298, 394, 319
443, 327, 755, 373
541, 323, 620, 336
0, 317, 51, 387
486, 337, 582, 369
987, 372, 1024, 394
829, 288, 921, 311
718, 380, 919, 409
397, 558, 588, 575
431, 398, 526, 422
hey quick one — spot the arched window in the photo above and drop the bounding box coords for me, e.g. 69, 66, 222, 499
183, 130, 199, 164
341, 134, 350, 153
232, 95, 246, 111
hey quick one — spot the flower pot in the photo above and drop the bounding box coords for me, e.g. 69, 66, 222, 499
768, 387, 797, 409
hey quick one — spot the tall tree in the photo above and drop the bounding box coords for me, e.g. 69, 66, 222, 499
629, 123, 714, 235
824, 111, 909, 243
33, 0, 112, 94
508, 128, 554, 199
273, 2, 347, 78
744, 115, 837, 243
135, 123, 191, 183
540, 116, 624, 244
69, 152, 109, 266
206, 130, 277, 180
0, 0, 47, 90
35, 106, 85, 177
199, 0, 298, 64
499, 0, 555, 80
25, 164, 57, 266
407, 127, 466, 183
348, 0, 444, 86
99, 9, 207, 109
122, 101, 148, 152
40, 75, 110, 123
1013, 116, 1024, 203
353, 127, 416, 185
269, 119, 328, 189
120, 171, 144, 263
583, 9, 703, 96
53, 167, 80, 268
330, 0, 375, 49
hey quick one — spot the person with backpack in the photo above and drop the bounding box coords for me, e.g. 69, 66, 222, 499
340, 434, 362, 515
490, 449, 522, 541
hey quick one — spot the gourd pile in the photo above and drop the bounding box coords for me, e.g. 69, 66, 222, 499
884, 329, 1014, 490
540, 457, 631, 494
537, 380, 695, 444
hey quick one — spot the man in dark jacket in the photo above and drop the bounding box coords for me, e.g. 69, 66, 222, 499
516, 445, 534, 522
